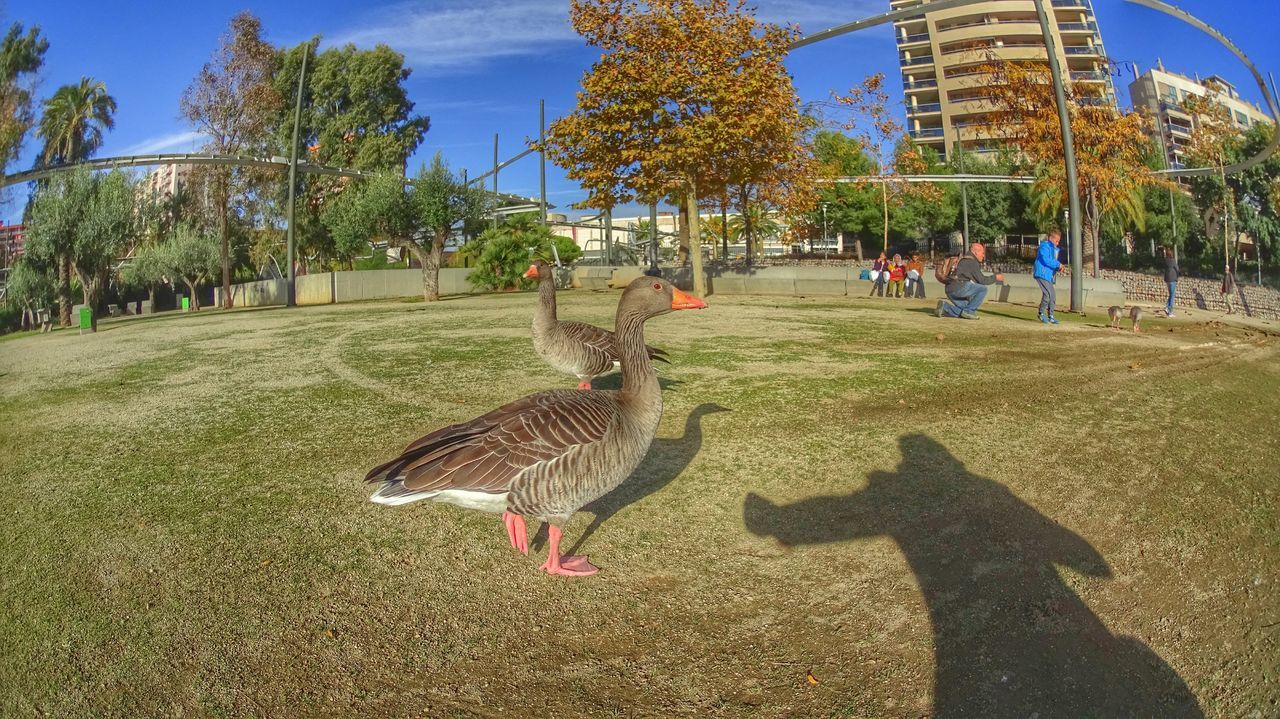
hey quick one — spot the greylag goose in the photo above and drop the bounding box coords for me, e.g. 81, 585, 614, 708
364, 276, 706, 576
523, 260, 668, 389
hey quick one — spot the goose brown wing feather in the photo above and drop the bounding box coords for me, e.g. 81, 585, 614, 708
389, 390, 618, 495
559, 320, 669, 365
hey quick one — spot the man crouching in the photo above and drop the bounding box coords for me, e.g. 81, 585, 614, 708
936, 242, 1004, 320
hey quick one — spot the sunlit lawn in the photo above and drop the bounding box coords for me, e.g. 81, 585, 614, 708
0, 291, 1276, 717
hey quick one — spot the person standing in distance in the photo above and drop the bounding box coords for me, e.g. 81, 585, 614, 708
1163, 247, 1178, 318
1034, 230, 1066, 324
936, 242, 1004, 320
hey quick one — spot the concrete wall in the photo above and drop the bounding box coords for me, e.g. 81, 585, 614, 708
214, 279, 287, 308
219, 268, 482, 307
570, 265, 1125, 309
210, 264, 1125, 311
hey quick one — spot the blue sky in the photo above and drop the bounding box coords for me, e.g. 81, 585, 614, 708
3, 0, 1278, 223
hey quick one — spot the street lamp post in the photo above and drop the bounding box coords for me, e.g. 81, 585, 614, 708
821, 203, 829, 259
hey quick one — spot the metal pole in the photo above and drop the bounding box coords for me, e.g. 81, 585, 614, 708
957, 142, 970, 252
284, 43, 309, 307
648, 202, 661, 275
492, 133, 499, 229
604, 208, 613, 265
822, 203, 828, 259
1034, 0, 1084, 312
539, 100, 547, 226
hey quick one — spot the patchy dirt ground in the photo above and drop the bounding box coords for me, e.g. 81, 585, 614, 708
0, 292, 1276, 718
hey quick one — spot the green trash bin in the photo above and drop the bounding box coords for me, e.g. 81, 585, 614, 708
78, 306, 94, 334
181, 296, 190, 312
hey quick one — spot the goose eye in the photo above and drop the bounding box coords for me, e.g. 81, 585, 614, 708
652, 283, 662, 290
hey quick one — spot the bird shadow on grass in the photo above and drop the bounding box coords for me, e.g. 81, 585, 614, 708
742, 433, 1203, 718
589, 374, 683, 392
532, 402, 730, 556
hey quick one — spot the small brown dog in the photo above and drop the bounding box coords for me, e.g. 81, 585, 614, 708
1108, 306, 1143, 333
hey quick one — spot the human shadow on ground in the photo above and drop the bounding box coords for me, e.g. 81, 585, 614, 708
533, 403, 730, 555
743, 434, 1202, 718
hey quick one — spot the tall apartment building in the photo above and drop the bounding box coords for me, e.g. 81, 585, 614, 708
139, 163, 193, 201
891, 0, 1115, 162
0, 223, 24, 268
1128, 61, 1273, 171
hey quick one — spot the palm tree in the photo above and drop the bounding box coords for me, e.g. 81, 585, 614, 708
36, 77, 116, 165
700, 215, 740, 260
730, 204, 781, 261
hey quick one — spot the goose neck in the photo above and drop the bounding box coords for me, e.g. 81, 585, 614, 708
614, 311, 658, 397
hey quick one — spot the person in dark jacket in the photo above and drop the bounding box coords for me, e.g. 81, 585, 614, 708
870, 252, 888, 297
1033, 230, 1065, 324
936, 242, 1005, 319
1163, 247, 1178, 317
1222, 262, 1237, 314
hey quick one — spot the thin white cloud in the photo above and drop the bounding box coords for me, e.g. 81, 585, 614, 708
328, 0, 576, 72
116, 130, 203, 156
327, 0, 887, 73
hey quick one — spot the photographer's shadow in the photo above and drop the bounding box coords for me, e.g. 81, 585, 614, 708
744, 433, 1202, 718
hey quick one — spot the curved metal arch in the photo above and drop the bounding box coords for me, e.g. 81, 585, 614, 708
0, 152, 545, 206
1125, 0, 1280, 177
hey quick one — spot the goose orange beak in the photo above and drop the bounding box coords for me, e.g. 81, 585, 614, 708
671, 288, 707, 310
522, 264, 539, 279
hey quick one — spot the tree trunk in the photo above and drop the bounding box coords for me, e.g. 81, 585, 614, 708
77, 270, 98, 332
184, 279, 200, 311
721, 203, 729, 260
677, 200, 691, 266
220, 176, 233, 309
57, 255, 73, 328
686, 184, 705, 297
148, 286, 156, 314
881, 182, 890, 252
854, 236, 864, 262
419, 237, 442, 302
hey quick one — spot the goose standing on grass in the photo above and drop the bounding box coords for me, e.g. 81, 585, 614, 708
523, 259, 669, 389
364, 276, 706, 576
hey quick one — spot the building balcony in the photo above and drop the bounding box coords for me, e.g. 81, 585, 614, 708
900, 55, 936, 67
908, 102, 942, 115
1051, 0, 1087, 6
903, 78, 939, 91
1063, 45, 1099, 56
1069, 70, 1107, 82
909, 127, 945, 139
1058, 22, 1097, 33
897, 32, 931, 46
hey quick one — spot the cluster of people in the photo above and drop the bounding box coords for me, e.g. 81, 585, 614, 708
869, 252, 927, 299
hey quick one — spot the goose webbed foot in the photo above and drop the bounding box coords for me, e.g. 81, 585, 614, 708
577, 380, 592, 390
503, 511, 528, 555
539, 525, 600, 577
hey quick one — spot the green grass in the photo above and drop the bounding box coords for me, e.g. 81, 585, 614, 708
0, 292, 1276, 718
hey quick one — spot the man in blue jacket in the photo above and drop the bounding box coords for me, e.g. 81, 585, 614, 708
1033, 230, 1065, 324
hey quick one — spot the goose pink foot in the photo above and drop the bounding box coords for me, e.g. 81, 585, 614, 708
539, 525, 599, 576
503, 512, 528, 555
577, 380, 592, 390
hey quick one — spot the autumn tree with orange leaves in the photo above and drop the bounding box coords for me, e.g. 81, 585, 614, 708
544, 0, 813, 283
830, 73, 942, 255
979, 59, 1164, 276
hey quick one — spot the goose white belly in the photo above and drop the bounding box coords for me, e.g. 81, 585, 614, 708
370, 486, 509, 513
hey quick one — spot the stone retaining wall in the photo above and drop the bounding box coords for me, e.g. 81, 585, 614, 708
1101, 269, 1280, 320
